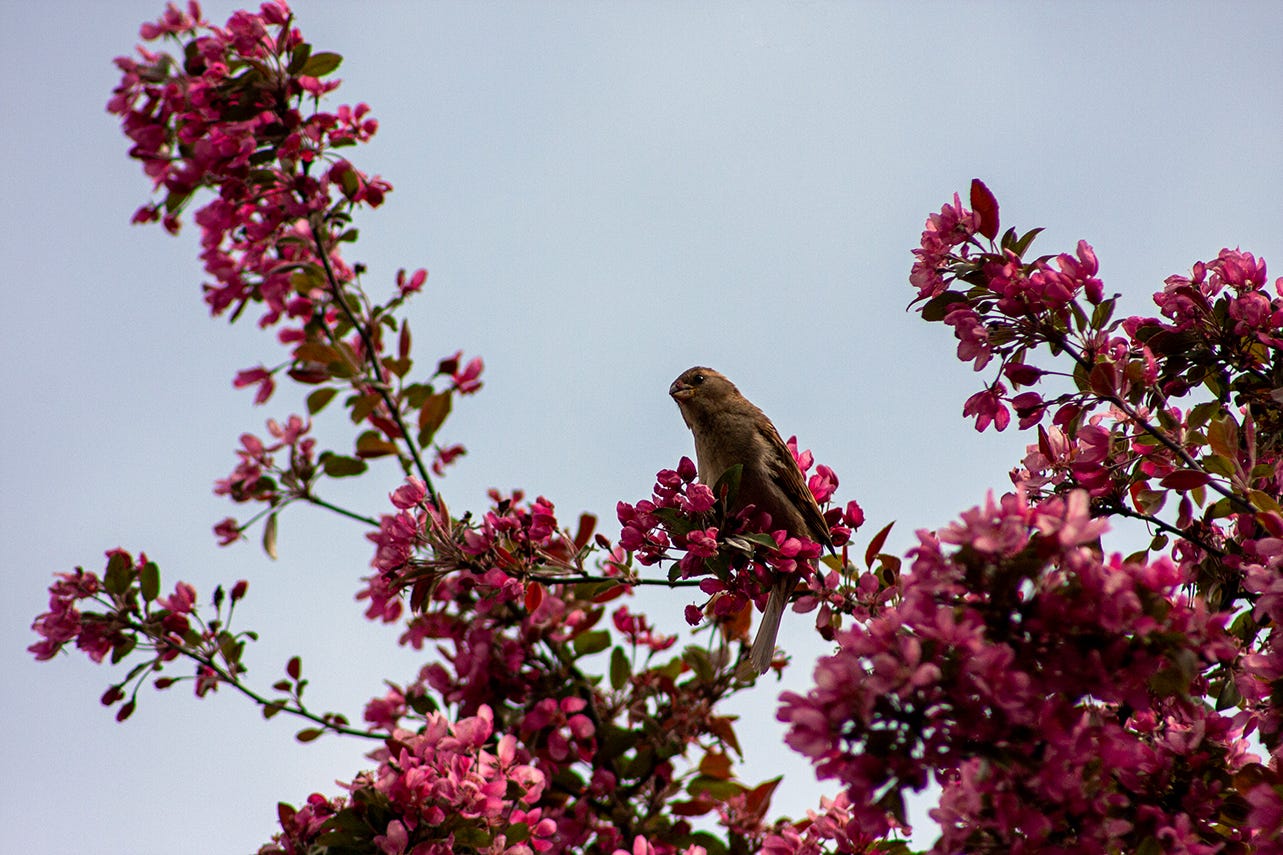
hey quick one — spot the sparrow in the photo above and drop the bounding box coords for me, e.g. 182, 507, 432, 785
668, 366, 833, 674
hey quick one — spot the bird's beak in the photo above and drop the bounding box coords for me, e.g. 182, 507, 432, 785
669, 379, 695, 401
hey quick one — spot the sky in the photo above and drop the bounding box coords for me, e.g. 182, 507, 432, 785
2, 2, 1281, 853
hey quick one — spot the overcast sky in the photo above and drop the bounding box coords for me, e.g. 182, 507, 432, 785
3, 2, 1281, 853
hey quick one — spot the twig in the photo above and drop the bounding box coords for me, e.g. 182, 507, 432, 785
307, 219, 438, 503
1053, 333, 1255, 514
302, 493, 380, 527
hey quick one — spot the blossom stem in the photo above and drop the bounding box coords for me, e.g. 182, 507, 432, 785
302, 493, 380, 527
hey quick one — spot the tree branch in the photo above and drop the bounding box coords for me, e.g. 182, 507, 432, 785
307, 219, 439, 503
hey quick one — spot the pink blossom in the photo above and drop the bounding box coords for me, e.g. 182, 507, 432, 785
430, 443, 465, 476
233, 365, 275, 404
395, 267, 427, 296
944, 306, 993, 370
962, 385, 1010, 432
157, 581, 197, 614
448, 352, 484, 394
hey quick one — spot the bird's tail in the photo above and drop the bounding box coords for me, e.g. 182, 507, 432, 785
749, 582, 788, 674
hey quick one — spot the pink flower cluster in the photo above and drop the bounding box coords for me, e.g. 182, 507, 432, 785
910, 192, 980, 300
265, 706, 553, 855
108, 1, 387, 332
612, 605, 677, 652
760, 792, 885, 855
617, 448, 861, 638
29, 566, 116, 663
520, 696, 596, 765
778, 489, 1266, 850
212, 415, 315, 539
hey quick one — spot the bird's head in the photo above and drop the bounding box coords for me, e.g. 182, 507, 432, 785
669, 366, 739, 414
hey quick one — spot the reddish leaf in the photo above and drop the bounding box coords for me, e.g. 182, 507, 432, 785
745, 776, 783, 815
355, 431, 399, 458
369, 414, 404, 440
669, 798, 715, 817
418, 391, 452, 443
970, 178, 1000, 241
524, 581, 545, 612
1088, 361, 1119, 396
707, 715, 742, 757
398, 321, 411, 360
1159, 469, 1211, 491
294, 342, 340, 364
699, 751, 732, 780
591, 583, 627, 604
1257, 511, 1283, 537
573, 513, 598, 550
1037, 424, 1054, 462
287, 656, 302, 680
720, 596, 753, 642
864, 520, 895, 570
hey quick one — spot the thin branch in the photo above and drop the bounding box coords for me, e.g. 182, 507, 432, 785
1101, 501, 1226, 558
301, 493, 380, 527
307, 219, 438, 503
1053, 332, 1255, 514
533, 573, 704, 588
181, 643, 385, 740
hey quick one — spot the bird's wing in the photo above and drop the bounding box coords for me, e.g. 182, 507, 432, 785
759, 422, 834, 551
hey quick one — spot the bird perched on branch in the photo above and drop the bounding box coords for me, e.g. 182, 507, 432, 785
668, 366, 832, 674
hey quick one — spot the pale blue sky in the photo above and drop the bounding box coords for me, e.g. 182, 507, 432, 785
3, 2, 1281, 853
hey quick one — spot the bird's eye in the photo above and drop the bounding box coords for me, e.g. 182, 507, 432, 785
692, 373, 705, 384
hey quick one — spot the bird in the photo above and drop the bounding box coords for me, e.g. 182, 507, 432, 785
668, 366, 833, 674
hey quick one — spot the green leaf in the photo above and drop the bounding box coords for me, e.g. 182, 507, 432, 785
140, 561, 160, 602
1201, 454, 1236, 478
712, 464, 742, 507
299, 51, 343, 77
110, 635, 136, 664
286, 43, 312, 74
683, 645, 715, 682
1207, 415, 1240, 460
573, 629, 611, 657
104, 552, 133, 595
1250, 490, 1282, 513
403, 383, 433, 409
321, 453, 368, 478
290, 265, 325, 293
919, 290, 968, 323
454, 826, 492, 848
307, 387, 338, 415
1090, 296, 1116, 329
349, 392, 380, 424
609, 646, 630, 690
686, 775, 746, 800
263, 512, 279, 560
355, 431, 399, 458
1215, 677, 1242, 711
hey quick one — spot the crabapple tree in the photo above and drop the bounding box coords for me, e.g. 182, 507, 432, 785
30, 3, 1283, 853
